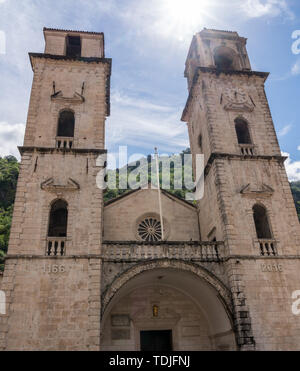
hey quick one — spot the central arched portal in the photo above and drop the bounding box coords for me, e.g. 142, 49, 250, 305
101, 261, 237, 351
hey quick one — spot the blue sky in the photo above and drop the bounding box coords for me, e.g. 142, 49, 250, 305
0, 0, 299, 180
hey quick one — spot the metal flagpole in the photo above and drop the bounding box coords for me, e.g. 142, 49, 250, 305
154, 147, 164, 241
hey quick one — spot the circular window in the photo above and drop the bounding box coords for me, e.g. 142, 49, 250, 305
138, 217, 162, 242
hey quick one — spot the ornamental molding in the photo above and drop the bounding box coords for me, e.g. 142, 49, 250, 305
41, 177, 80, 193
222, 86, 255, 112
240, 183, 274, 198
51, 91, 85, 104
134, 213, 170, 242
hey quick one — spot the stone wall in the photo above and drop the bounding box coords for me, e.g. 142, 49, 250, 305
44, 29, 104, 58
1, 257, 101, 351
24, 57, 109, 149
103, 189, 200, 242
241, 258, 300, 350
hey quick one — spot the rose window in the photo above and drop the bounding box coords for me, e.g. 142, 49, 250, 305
138, 217, 162, 242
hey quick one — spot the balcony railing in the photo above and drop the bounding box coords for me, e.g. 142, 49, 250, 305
102, 241, 224, 262
256, 239, 278, 256
46, 237, 66, 256
239, 144, 255, 156
56, 137, 73, 149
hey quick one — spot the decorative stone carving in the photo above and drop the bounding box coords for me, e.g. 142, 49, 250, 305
51, 91, 85, 104
135, 213, 170, 241
223, 87, 254, 112
240, 183, 274, 198
41, 177, 80, 192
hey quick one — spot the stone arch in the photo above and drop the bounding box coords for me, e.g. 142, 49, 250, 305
213, 46, 241, 70
102, 259, 233, 317
101, 259, 236, 351
48, 199, 68, 237
234, 117, 252, 144
252, 202, 273, 239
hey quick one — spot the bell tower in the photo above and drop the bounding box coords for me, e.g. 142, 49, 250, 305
182, 29, 300, 350
0, 28, 111, 351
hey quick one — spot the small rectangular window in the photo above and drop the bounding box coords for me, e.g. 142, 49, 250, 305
66, 35, 81, 57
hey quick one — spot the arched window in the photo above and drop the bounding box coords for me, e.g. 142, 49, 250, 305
48, 200, 68, 237
235, 118, 251, 144
214, 46, 237, 70
57, 110, 75, 138
253, 204, 272, 239
198, 134, 203, 152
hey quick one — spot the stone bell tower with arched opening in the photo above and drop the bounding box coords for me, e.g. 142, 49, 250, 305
182, 29, 300, 350
0, 28, 111, 351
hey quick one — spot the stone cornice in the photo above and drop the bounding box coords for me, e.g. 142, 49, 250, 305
29, 52, 111, 65
204, 152, 287, 177
43, 27, 104, 36
18, 146, 107, 155
4, 254, 300, 260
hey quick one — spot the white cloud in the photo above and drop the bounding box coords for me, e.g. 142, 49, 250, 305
278, 124, 292, 137
282, 152, 300, 182
0, 122, 25, 159
111, 91, 174, 113
298, 146, 300, 151
111, 0, 294, 44
240, 0, 293, 19
107, 91, 189, 155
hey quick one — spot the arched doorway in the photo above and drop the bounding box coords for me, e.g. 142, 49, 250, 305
101, 261, 237, 351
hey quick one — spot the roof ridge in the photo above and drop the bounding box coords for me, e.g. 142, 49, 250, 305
43, 27, 103, 36
202, 28, 238, 34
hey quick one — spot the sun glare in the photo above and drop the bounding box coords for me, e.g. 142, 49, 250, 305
159, 0, 213, 41
166, 0, 208, 21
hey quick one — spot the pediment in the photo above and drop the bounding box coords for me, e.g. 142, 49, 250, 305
51, 91, 85, 104
223, 101, 254, 112
240, 183, 274, 197
41, 177, 80, 192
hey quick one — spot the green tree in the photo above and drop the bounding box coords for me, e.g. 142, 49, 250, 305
0, 156, 19, 271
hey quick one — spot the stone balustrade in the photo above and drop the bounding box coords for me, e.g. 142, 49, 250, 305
102, 241, 225, 262
46, 237, 66, 256
56, 137, 74, 149
239, 144, 255, 156
256, 239, 278, 256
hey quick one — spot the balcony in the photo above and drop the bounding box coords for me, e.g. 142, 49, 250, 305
102, 241, 225, 262
46, 237, 66, 256
56, 137, 73, 149
256, 239, 278, 256
239, 144, 255, 156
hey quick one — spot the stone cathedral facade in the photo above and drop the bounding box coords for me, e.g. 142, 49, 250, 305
0, 27, 300, 351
